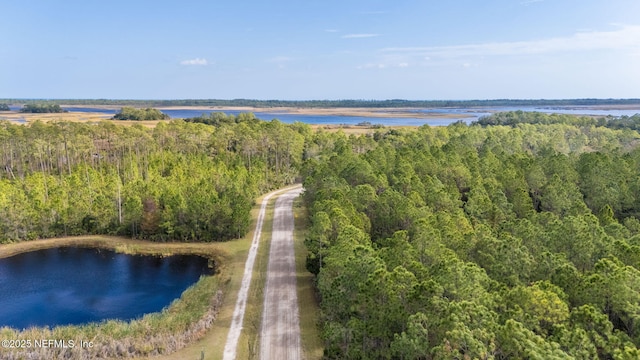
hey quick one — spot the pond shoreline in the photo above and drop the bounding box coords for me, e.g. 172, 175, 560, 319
0, 235, 226, 262
0, 236, 229, 359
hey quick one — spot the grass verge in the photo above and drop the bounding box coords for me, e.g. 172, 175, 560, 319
235, 194, 276, 360
293, 196, 324, 359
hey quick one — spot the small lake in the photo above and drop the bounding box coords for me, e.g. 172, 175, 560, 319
0, 247, 213, 330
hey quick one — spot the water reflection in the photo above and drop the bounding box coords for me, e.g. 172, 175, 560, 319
0, 247, 213, 330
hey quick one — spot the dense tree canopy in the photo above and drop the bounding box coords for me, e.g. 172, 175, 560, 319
112, 107, 170, 121
20, 104, 67, 113
5, 109, 640, 358
475, 110, 640, 131
302, 121, 640, 359
0, 117, 306, 242
0, 104, 9, 111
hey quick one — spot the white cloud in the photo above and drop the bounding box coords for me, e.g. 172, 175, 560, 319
357, 62, 413, 70
342, 33, 380, 39
357, 63, 386, 70
381, 25, 640, 58
180, 58, 208, 66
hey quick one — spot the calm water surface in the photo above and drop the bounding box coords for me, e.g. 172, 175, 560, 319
60, 106, 640, 126
4, 105, 640, 126
0, 247, 212, 330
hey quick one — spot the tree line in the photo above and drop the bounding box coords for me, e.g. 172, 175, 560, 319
112, 107, 170, 121
302, 122, 640, 359
19, 104, 67, 113
0, 118, 306, 243
3, 98, 640, 108
475, 111, 640, 131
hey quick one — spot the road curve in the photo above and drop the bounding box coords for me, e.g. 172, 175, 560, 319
260, 187, 304, 360
222, 187, 288, 360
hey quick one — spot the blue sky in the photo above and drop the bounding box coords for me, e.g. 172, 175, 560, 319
2, 0, 639, 100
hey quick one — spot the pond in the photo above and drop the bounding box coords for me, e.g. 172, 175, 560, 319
0, 247, 213, 330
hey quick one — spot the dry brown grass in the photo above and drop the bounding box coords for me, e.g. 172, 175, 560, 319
0, 111, 164, 128
0, 106, 463, 130
309, 124, 418, 135
0, 235, 228, 263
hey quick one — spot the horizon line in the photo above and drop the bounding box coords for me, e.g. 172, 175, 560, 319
3, 97, 640, 102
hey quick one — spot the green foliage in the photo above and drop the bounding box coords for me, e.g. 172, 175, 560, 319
113, 106, 170, 120
20, 103, 67, 113
0, 118, 308, 242
302, 122, 640, 358
0, 104, 9, 111
475, 110, 640, 132
5, 98, 640, 109
183, 112, 260, 126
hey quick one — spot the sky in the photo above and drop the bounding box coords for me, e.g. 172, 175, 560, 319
2, 0, 640, 100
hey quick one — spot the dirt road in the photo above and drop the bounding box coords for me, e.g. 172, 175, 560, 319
260, 188, 303, 360
222, 189, 280, 360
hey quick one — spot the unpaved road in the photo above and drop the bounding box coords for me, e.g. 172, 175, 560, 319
222, 189, 280, 360
260, 188, 303, 360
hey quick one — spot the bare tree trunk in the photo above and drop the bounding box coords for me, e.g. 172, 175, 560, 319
117, 162, 122, 225
63, 135, 72, 175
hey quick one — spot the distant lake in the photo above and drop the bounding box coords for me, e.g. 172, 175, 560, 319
62, 106, 640, 126
5, 105, 640, 126
0, 247, 212, 330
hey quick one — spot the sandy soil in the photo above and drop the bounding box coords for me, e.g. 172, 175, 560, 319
260, 187, 304, 360
4, 104, 636, 128
221, 188, 282, 360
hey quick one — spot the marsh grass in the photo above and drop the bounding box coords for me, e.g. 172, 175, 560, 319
0, 276, 223, 359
